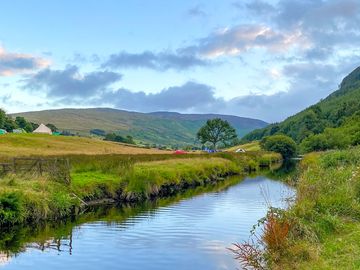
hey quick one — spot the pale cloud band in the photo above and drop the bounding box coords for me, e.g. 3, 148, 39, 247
0, 46, 49, 76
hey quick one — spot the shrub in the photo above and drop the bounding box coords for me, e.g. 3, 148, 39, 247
261, 135, 297, 159
0, 193, 25, 225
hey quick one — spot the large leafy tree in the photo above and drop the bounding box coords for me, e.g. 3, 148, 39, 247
197, 118, 237, 149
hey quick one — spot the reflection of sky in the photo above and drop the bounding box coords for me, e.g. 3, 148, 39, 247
0, 253, 11, 267
2, 176, 294, 270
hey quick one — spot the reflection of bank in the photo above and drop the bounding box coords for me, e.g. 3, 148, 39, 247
0, 252, 11, 266
26, 232, 73, 255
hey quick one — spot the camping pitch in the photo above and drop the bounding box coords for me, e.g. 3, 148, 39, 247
33, 124, 52, 135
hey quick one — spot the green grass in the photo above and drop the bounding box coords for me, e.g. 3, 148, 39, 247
123, 158, 239, 195
0, 175, 249, 256
226, 141, 261, 152
268, 146, 360, 269
0, 152, 281, 226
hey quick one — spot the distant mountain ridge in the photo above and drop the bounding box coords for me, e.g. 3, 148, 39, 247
12, 108, 267, 146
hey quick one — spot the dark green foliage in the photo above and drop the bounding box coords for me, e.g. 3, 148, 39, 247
0, 193, 24, 225
1, 113, 19, 132
104, 133, 135, 144
242, 66, 360, 149
197, 118, 237, 149
125, 135, 135, 144
300, 116, 360, 152
0, 109, 6, 128
46, 123, 58, 132
0, 114, 41, 133
15, 117, 27, 130
260, 135, 297, 159
15, 117, 40, 132
3, 117, 17, 132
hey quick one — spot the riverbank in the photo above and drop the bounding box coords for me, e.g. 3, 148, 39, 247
0, 152, 281, 226
0, 175, 256, 256
265, 147, 360, 269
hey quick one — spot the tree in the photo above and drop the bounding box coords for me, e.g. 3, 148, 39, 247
3, 118, 17, 132
125, 135, 135, 144
15, 116, 27, 129
0, 109, 6, 129
46, 123, 58, 132
260, 135, 297, 159
196, 118, 237, 149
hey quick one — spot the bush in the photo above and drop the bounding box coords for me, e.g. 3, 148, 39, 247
260, 135, 297, 159
0, 193, 25, 225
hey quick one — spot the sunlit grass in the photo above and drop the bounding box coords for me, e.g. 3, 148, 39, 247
0, 151, 281, 226
268, 146, 360, 269
0, 133, 168, 158
226, 141, 261, 152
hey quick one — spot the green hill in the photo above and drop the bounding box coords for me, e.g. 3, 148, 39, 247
12, 108, 267, 146
242, 66, 360, 152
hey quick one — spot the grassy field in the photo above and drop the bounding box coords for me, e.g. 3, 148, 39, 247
263, 147, 360, 269
226, 141, 261, 152
0, 151, 281, 226
0, 134, 168, 157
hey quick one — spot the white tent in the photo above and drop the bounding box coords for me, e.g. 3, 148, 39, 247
33, 124, 52, 135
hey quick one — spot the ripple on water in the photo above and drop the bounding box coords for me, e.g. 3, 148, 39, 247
1, 176, 294, 270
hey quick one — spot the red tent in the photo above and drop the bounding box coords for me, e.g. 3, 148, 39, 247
174, 150, 187, 154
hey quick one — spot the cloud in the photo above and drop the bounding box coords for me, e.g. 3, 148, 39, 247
222, 59, 360, 122
20, 59, 360, 123
99, 82, 221, 112
0, 46, 49, 76
180, 24, 306, 58
23, 65, 122, 97
92, 61, 346, 122
271, 0, 360, 60
233, 0, 276, 15
187, 5, 207, 18
181, 0, 360, 61
102, 51, 209, 70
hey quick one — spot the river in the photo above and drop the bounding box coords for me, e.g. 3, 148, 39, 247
0, 173, 294, 270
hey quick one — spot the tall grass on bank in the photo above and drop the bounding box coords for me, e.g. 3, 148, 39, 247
0, 152, 281, 226
233, 146, 360, 269
0, 175, 248, 257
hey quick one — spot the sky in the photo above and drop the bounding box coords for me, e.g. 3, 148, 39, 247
1, 0, 360, 122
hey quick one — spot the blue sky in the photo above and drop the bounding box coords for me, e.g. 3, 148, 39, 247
1, 0, 360, 122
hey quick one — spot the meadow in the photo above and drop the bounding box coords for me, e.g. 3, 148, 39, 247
0, 137, 281, 226
0, 134, 169, 157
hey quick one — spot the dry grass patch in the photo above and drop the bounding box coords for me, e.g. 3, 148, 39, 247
0, 134, 169, 157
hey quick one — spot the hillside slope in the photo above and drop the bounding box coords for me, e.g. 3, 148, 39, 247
242, 66, 360, 146
12, 108, 267, 146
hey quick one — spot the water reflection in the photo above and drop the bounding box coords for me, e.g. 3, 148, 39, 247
0, 171, 294, 270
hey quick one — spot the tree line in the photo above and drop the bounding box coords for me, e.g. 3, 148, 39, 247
0, 109, 57, 133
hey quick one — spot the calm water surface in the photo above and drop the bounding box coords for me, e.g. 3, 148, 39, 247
0, 175, 294, 270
